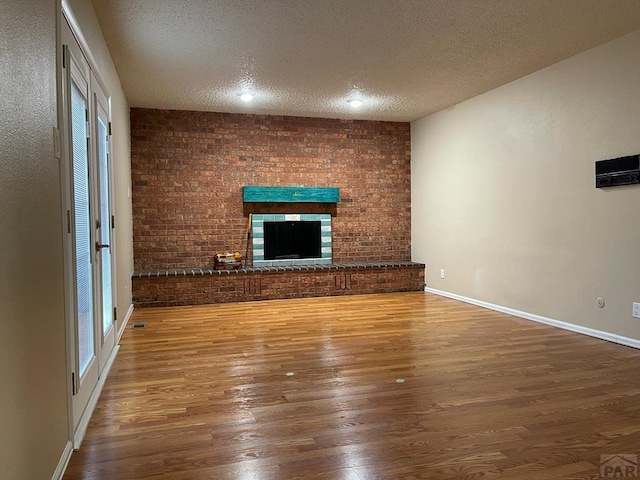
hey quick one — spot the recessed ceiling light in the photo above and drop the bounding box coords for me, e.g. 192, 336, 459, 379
348, 99, 363, 108
239, 93, 254, 102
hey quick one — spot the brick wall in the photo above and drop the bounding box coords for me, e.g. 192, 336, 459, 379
131, 109, 411, 271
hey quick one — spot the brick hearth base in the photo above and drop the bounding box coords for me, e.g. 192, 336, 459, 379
132, 262, 425, 307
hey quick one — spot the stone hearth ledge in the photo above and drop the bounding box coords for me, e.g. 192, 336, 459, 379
133, 262, 425, 278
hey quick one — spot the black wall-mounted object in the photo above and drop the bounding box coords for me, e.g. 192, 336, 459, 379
595, 154, 640, 188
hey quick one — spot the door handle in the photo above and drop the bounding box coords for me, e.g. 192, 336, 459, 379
96, 242, 110, 252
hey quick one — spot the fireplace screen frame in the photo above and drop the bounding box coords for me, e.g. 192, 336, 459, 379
251, 214, 332, 267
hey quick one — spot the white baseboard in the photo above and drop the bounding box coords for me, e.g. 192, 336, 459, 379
425, 287, 640, 350
52, 440, 73, 480
117, 303, 134, 342
73, 344, 120, 449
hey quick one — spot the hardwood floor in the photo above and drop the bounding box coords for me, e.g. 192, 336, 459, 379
64, 292, 640, 479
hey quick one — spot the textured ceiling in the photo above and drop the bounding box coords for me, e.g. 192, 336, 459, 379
91, 0, 640, 122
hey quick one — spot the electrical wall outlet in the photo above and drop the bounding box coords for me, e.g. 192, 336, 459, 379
440, 269, 445, 279
633, 302, 640, 318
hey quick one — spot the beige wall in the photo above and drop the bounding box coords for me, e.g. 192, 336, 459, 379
0, 1, 69, 478
66, 0, 133, 336
412, 30, 640, 341
0, 0, 131, 478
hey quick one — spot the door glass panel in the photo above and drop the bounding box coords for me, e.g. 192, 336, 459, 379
97, 117, 113, 335
71, 80, 95, 376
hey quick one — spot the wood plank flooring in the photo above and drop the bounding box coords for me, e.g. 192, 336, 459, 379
63, 292, 640, 479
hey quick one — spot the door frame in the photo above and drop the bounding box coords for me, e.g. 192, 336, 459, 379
58, 5, 120, 449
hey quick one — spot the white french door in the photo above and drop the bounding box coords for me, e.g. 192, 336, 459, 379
61, 17, 116, 445
94, 75, 116, 372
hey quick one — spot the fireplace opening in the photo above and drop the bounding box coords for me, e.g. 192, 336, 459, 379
252, 213, 331, 267
264, 221, 321, 260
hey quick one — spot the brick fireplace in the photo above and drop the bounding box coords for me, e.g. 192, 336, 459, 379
130, 108, 424, 306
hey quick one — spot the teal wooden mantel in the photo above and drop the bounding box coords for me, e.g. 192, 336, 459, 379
243, 186, 340, 203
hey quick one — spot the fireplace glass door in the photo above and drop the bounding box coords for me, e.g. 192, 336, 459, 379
264, 221, 321, 260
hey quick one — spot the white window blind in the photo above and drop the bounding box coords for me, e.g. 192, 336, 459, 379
71, 80, 95, 376
97, 117, 113, 335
